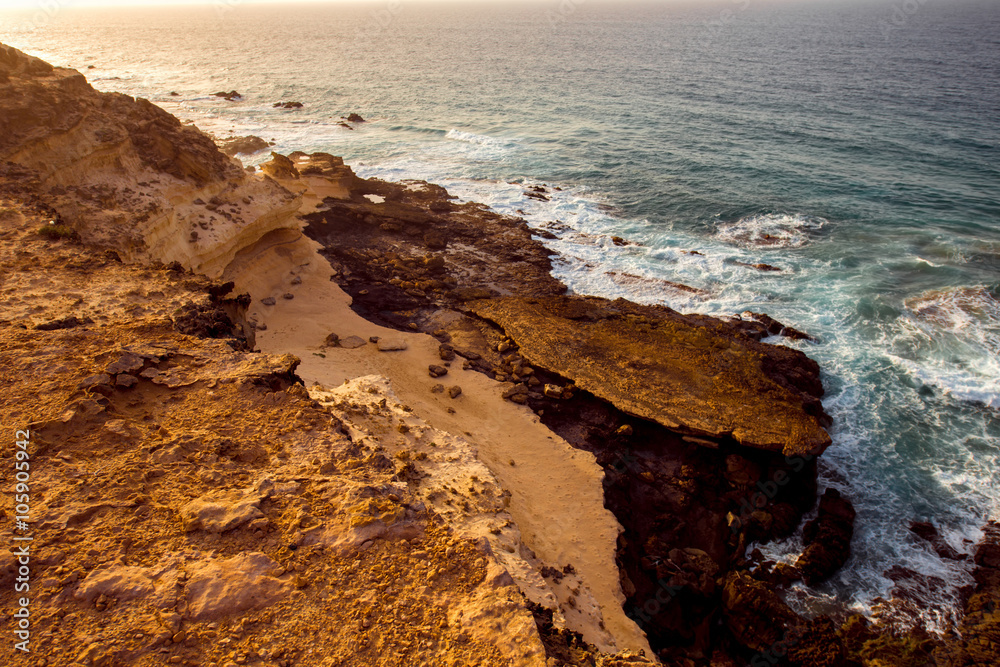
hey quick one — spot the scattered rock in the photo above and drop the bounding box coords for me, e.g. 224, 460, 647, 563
273, 101, 303, 109
106, 351, 145, 375
180, 496, 264, 533
339, 335, 367, 349
344, 113, 366, 123
35, 315, 92, 331
324, 333, 340, 347
261, 297, 277, 306
212, 90, 242, 101
542, 384, 565, 399
428, 365, 448, 378
448, 386, 462, 399
376, 338, 408, 352
282, 293, 294, 300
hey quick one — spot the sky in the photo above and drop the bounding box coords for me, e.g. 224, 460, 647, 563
0, 0, 909, 8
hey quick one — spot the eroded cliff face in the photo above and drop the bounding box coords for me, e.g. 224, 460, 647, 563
0, 43, 657, 665
0, 43, 301, 277
6, 42, 993, 667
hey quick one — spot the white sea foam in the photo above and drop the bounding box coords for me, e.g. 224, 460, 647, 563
444, 128, 516, 147
716, 213, 827, 249
891, 287, 1000, 408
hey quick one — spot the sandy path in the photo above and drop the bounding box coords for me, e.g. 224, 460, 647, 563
225, 230, 652, 656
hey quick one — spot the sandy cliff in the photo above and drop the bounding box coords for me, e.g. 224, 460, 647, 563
3, 43, 995, 667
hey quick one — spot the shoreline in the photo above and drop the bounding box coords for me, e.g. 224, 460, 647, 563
1, 43, 998, 666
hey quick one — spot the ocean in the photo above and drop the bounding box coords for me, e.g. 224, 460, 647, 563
3, 0, 998, 631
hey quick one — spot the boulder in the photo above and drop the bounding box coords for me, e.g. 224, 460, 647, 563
106, 351, 145, 374
340, 335, 367, 349
179, 496, 263, 533
795, 488, 855, 585
217, 135, 270, 157
376, 338, 408, 351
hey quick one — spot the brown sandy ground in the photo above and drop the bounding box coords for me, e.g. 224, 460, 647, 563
0, 203, 653, 667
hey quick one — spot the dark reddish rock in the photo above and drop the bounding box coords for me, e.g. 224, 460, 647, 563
34, 315, 91, 330
428, 365, 448, 378
273, 101, 303, 109
735, 311, 815, 342
910, 521, 967, 561
344, 113, 366, 123
795, 488, 855, 586
106, 351, 144, 375
115, 374, 138, 389
212, 90, 241, 101
722, 571, 802, 653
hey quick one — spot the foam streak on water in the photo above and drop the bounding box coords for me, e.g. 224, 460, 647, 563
5, 0, 999, 632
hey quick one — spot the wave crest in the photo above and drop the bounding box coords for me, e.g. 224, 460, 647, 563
716, 213, 827, 249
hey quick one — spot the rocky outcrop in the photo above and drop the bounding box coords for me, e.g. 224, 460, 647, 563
0, 43, 302, 277
0, 206, 565, 666
216, 134, 271, 157
470, 296, 831, 457
795, 488, 856, 585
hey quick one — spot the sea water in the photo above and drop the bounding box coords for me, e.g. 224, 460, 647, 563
3, 0, 998, 630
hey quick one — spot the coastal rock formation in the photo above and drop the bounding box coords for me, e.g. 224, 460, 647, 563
795, 488, 856, 585
216, 134, 271, 157
0, 43, 302, 277
470, 296, 831, 457
4, 43, 991, 667
0, 204, 563, 666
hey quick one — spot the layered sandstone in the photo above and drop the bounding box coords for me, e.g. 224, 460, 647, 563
0, 43, 301, 277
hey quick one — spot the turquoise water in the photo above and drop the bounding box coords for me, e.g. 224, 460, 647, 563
3, 0, 998, 629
